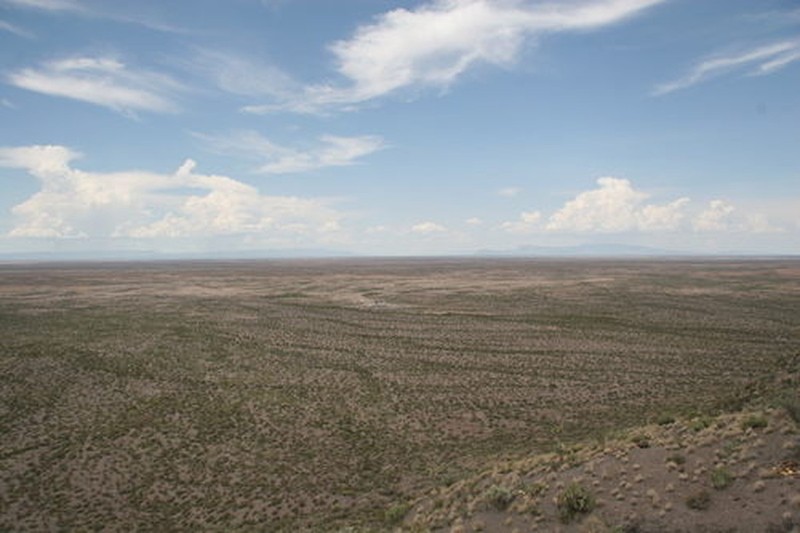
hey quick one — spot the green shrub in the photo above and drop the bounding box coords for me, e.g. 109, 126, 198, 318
557, 483, 595, 523
689, 416, 712, 432
484, 484, 515, 510
384, 503, 410, 525
631, 434, 650, 448
710, 467, 734, 490
741, 414, 768, 430
666, 453, 686, 465
656, 414, 676, 426
685, 490, 711, 510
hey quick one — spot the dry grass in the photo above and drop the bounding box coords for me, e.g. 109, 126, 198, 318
1, 258, 799, 531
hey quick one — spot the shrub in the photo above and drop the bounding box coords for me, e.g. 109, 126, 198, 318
666, 453, 686, 465
656, 414, 676, 426
782, 399, 800, 424
557, 483, 595, 523
741, 414, 768, 430
710, 467, 734, 490
689, 416, 712, 432
384, 503, 410, 525
484, 484, 515, 510
631, 434, 650, 448
685, 490, 711, 510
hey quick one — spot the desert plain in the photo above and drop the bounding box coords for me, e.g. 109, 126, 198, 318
1, 258, 798, 531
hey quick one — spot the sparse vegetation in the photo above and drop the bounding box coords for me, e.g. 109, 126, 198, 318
782, 400, 800, 424
666, 453, 686, 465
689, 415, 713, 432
483, 484, 515, 510
741, 414, 769, 430
710, 467, 734, 490
384, 503, 410, 525
557, 482, 595, 523
685, 490, 711, 510
656, 414, 676, 426
2, 259, 799, 531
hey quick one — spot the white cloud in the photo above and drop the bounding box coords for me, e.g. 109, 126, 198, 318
5, 0, 82, 11
0, 145, 343, 240
0, 19, 34, 38
498, 186, 522, 197
191, 49, 299, 100
653, 40, 800, 95
545, 177, 689, 232
465, 217, 483, 225
411, 221, 447, 234
197, 130, 385, 175
501, 211, 542, 233
692, 199, 735, 232
7, 56, 182, 115
4, 0, 187, 33
246, 0, 665, 113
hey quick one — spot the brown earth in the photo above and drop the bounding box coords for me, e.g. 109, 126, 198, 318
406, 406, 800, 532
0, 258, 798, 531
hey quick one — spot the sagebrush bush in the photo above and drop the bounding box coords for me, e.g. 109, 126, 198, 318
557, 483, 595, 523
384, 503, 409, 524
656, 413, 676, 425
710, 467, 734, 490
685, 490, 711, 510
741, 414, 768, 430
484, 484, 514, 510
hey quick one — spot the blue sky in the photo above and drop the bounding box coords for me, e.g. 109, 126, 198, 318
0, 0, 798, 256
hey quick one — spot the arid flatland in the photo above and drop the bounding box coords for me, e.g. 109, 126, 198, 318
1, 259, 798, 531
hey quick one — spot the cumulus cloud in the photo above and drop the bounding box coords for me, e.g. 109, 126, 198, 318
653, 40, 800, 95
501, 211, 542, 233
0, 145, 343, 240
692, 199, 734, 232
465, 217, 483, 225
245, 0, 665, 113
196, 130, 385, 175
7, 56, 183, 115
545, 177, 689, 232
411, 221, 447, 234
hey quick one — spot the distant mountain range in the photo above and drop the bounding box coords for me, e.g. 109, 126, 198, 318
474, 243, 687, 257
0, 244, 796, 262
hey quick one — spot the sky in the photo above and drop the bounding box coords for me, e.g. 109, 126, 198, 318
0, 0, 798, 257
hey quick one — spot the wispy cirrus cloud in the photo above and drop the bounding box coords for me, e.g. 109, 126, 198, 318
0, 19, 34, 38
653, 39, 800, 95
243, 0, 666, 114
196, 130, 385, 175
7, 56, 183, 115
190, 49, 298, 100
4, 0, 83, 11
4, 0, 189, 33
